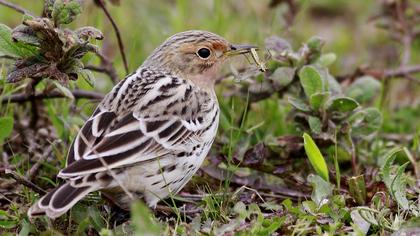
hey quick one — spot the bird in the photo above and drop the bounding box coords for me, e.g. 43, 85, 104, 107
28, 30, 258, 219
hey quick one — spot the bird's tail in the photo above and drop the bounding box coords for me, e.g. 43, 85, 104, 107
28, 183, 95, 219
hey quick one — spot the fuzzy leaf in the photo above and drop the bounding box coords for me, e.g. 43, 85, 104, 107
53, 81, 74, 100
265, 36, 292, 53
0, 24, 19, 57
348, 175, 366, 205
317, 52, 336, 67
310, 92, 330, 111
233, 201, 247, 219
322, 74, 341, 97
52, 0, 82, 25
44, 0, 55, 17
299, 65, 324, 98
303, 133, 329, 181
350, 210, 371, 234
379, 148, 409, 209
270, 67, 295, 87
349, 108, 382, 137
308, 116, 322, 134
76, 26, 104, 41
0, 24, 36, 57
392, 162, 410, 210
308, 174, 332, 206
307, 36, 325, 52
328, 97, 359, 112
288, 96, 310, 112
11, 24, 41, 47
380, 148, 402, 188
346, 76, 382, 103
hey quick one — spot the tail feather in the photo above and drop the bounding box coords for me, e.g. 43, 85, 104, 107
28, 183, 95, 219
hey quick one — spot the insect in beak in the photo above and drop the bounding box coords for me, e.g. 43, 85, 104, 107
225, 44, 267, 72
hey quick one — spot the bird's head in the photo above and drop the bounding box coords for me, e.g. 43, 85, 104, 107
142, 30, 257, 89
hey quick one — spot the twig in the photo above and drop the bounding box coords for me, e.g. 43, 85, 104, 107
337, 65, 420, 83
0, 0, 36, 17
5, 169, 46, 195
384, 65, 420, 79
27, 79, 40, 129
2, 89, 104, 104
26, 143, 56, 180
0, 55, 18, 60
155, 205, 202, 215
94, 0, 129, 74
85, 64, 119, 84
2, 153, 10, 171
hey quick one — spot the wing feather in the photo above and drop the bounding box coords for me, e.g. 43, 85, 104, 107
60, 68, 214, 179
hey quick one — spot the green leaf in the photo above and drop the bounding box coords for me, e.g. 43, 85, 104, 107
346, 76, 382, 103
18, 219, 33, 236
288, 96, 310, 112
11, 25, 41, 47
0, 24, 37, 57
328, 97, 359, 112
0, 24, 21, 57
270, 67, 295, 87
350, 210, 371, 235
393, 218, 420, 236
348, 175, 366, 205
298, 65, 324, 98
380, 148, 401, 188
78, 69, 94, 87
131, 200, 162, 236
0, 210, 17, 229
349, 108, 382, 137
302, 200, 317, 214
303, 133, 329, 181
87, 207, 106, 232
309, 92, 330, 110
379, 148, 409, 209
325, 73, 342, 95
308, 116, 322, 134
307, 36, 325, 52
307, 174, 332, 206
0, 117, 14, 143
0, 220, 17, 229
53, 81, 75, 100
317, 53, 336, 67
52, 0, 82, 25
392, 162, 410, 210
233, 201, 247, 219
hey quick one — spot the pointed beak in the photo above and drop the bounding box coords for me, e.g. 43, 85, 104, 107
224, 44, 259, 57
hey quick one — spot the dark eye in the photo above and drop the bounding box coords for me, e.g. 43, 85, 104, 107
197, 48, 211, 59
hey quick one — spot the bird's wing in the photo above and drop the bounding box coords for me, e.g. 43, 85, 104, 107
59, 68, 213, 178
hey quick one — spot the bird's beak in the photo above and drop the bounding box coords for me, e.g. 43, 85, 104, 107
224, 44, 259, 57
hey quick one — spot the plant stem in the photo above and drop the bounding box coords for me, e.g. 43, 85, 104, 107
0, 0, 36, 17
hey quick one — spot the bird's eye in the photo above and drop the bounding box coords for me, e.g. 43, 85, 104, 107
196, 48, 211, 59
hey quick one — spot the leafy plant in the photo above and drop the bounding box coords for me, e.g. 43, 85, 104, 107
0, 0, 102, 85
380, 148, 410, 210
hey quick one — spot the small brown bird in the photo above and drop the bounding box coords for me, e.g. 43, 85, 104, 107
28, 30, 257, 219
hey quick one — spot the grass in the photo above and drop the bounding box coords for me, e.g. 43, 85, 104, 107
0, 0, 420, 235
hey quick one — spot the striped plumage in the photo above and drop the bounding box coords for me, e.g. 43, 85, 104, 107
28, 30, 257, 219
